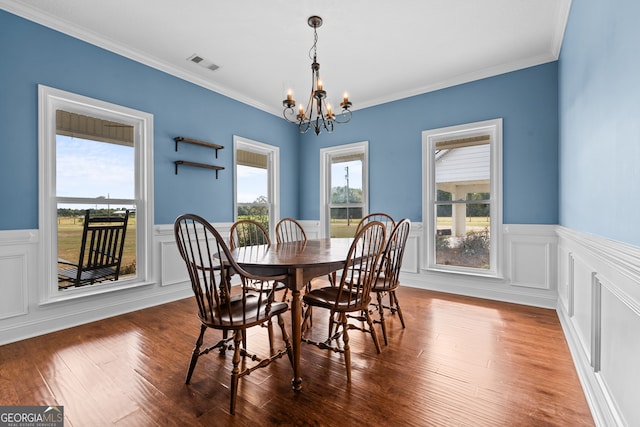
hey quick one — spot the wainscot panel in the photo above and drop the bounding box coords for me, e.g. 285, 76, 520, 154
557, 226, 640, 427
0, 230, 35, 320
400, 223, 558, 309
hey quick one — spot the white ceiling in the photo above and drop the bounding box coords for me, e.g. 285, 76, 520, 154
2, 0, 571, 117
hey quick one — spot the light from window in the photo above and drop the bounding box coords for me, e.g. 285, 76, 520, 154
423, 119, 502, 277
330, 154, 364, 237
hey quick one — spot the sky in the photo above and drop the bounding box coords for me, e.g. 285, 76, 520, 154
331, 160, 362, 190
237, 164, 266, 203
56, 135, 134, 209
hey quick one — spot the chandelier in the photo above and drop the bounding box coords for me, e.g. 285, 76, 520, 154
282, 16, 353, 135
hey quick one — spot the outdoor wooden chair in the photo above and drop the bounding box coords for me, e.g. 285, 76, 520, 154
174, 214, 292, 415
370, 218, 411, 345
300, 221, 386, 382
58, 209, 129, 288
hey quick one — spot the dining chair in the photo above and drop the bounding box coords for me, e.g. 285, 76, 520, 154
355, 212, 396, 237
300, 221, 386, 383
229, 219, 271, 250
275, 218, 312, 299
370, 218, 411, 345
328, 212, 395, 288
230, 218, 287, 293
275, 217, 307, 244
174, 214, 292, 415
230, 218, 287, 341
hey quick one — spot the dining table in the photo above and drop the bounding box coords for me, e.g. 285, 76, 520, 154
228, 237, 353, 391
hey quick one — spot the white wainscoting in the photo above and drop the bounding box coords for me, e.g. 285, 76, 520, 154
556, 227, 640, 427
0, 230, 35, 321
3, 222, 638, 426
0, 227, 192, 346
394, 223, 559, 308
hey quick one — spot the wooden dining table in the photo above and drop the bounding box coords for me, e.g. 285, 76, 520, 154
228, 237, 353, 391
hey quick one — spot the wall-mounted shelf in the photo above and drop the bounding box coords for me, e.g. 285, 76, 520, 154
174, 136, 223, 158
174, 160, 224, 178
173, 136, 224, 179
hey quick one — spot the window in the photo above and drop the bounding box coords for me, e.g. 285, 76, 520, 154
320, 142, 368, 237
233, 136, 279, 237
39, 85, 154, 302
422, 119, 502, 277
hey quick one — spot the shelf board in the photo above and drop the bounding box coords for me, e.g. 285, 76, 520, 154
174, 160, 224, 178
174, 136, 223, 157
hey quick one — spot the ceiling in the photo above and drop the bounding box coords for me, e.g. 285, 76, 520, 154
2, 0, 571, 117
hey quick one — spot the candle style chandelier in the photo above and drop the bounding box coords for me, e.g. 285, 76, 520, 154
282, 16, 353, 135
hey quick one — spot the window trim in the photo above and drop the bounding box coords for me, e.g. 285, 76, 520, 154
38, 85, 155, 303
422, 118, 503, 278
319, 141, 369, 238
233, 135, 280, 238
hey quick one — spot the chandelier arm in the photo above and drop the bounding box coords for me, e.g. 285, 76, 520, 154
333, 109, 352, 124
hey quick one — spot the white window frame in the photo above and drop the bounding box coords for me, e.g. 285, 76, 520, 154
233, 135, 280, 238
320, 141, 369, 238
38, 85, 155, 303
422, 118, 502, 278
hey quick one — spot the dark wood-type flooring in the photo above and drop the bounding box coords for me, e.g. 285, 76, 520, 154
0, 283, 594, 426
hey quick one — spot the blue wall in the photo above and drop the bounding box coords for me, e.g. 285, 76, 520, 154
298, 63, 560, 224
0, 9, 560, 231
559, 0, 640, 246
0, 10, 299, 229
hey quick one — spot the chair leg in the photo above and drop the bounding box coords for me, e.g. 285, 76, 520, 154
328, 272, 336, 286
339, 313, 351, 383
391, 291, 406, 329
277, 313, 294, 367
328, 309, 338, 339
267, 318, 275, 353
365, 310, 381, 354
229, 330, 243, 415
186, 324, 206, 384
376, 292, 388, 346
301, 304, 312, 334
281, 288, 289, 302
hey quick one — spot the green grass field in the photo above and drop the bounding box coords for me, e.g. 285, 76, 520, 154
329, 219, 359, 238
57, 216, 137, 273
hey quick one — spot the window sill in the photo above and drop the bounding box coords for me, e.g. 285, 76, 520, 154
40, 279, 156, 306
424, 265, 503, 280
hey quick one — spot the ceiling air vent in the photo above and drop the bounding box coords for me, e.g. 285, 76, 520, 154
187, 54, 219, 71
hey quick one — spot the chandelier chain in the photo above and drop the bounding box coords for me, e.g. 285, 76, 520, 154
309, 26, 318, 61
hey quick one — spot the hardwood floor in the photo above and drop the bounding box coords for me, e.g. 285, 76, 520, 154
0, 284, 594, 426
